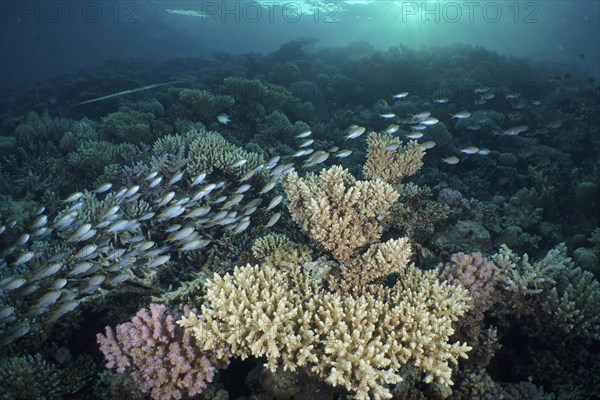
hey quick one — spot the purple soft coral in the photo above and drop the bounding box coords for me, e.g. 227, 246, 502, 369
97, 303, 229, 400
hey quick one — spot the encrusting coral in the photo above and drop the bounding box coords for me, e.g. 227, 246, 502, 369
282, 165, 399, 261
178, 262, 471, 400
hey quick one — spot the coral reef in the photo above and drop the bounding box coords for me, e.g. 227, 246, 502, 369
179, 262, 471, 400
283, 166, 399, 261
97, 303, 229, 400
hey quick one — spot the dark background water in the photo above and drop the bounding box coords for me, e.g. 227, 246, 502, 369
1, 0, 599, 83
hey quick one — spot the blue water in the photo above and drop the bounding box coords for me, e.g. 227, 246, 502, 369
1, 0, 598, 82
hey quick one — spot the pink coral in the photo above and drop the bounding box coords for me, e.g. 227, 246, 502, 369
438, 252, 500, 320
97, 303, 229, 400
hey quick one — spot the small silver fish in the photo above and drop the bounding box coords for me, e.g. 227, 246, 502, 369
293, 149, 310, 158
406, 133, 423, 139
441, 156, 460, 165
139, 212, 155, 221
147, 255, 170, 268
106, 220, 128, 234
68, 223, 92, 242
156, 191, 176, 208
31, 227, 49, 237
265, 212, 281, 228
94, 182, 113, 193
380, 113, 396, 119
335, 149, 352, 158
211, 210, 229, 223
221, 194, 244, 209
16, 233, 30, 245
31, 215, 48, 229
169, 171, 184, 185
167, 226, 195, 242
303, 151, 329, 167
295, 130, 312, 139
123, 185, 140, 198
137, 241, 155, 251
157, 205, 186, 220
259, 180, 277, 195
179, 239, 210, 251
51, 300, 80, 319
66, 202, 84, 213
383, 124, 399, 134
35, 290, 62, 308
461, 146, 479, 154
74, 244, 98, 259
49, 278, 68, 290
392, 92, 409, 98
1, 278, 26, 290
299, 139, 314, 148
191, 173, 207, 186
344, 126, 366, 140
185, 206, 211, 219
145, 171, 159, 181
149, 176, 163, 189
14, 251, 35, 266
109, 272, 131, 285
0, 306, 15, 319
231, 159, 248, 169
100, 206, 120, 220
420, 140, 436, 150
236, 184, 251, 194
420, 117, 439, 126
239, 168, 258, 182
64, 192, 83, 203
69, 262, 94, 276
451, 110, 471, 119
233, 218, 251, 234
267, 195, 283, 210
32, 262, 62, 280
217, 113, 230, 124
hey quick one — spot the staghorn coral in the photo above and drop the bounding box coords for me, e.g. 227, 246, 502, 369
97, 303, 229, 400
100, 107, 168, 144
179, 263, 471, 400
177, 88, 235, 121
363, 132, 425, 185
493, 243, 600, 341
253, 234, 314, 271
0, 354, 64, 400
283, 166, 399, 261
340, 237, 412, 286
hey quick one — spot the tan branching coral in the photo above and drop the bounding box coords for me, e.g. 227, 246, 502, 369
252, 234, 314, 272
363, 132, 425, 185
179, 263, 471, 400
282, 166, 399, 261
340, 238, 412, 286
